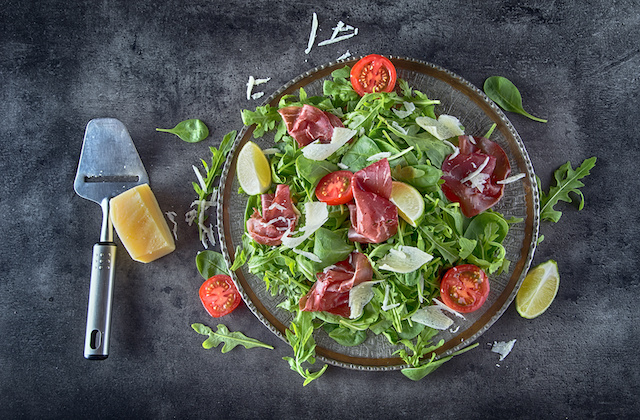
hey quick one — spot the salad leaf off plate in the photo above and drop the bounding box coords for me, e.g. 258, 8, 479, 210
217, 57, 539, 371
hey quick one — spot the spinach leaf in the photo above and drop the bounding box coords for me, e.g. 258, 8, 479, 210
192, 323, 274, 352
156, 119, 209, 143
196, 250, 229, 278
295, 155, 339, 186
483, 76, 547, 123
391, 164, 442, 193
313, 228, 354, 266
340, 136, 381, 171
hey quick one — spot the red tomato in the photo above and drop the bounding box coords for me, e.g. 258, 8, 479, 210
350, 54, 397, 96
439, 264, 490, 313
199, 275, 242, 318
315, 170, 354, 205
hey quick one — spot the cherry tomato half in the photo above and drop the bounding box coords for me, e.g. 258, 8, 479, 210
439, 264, 490, 313
350, 54, 397, 96
199, 275, 242, 318
315, 170, 354, 205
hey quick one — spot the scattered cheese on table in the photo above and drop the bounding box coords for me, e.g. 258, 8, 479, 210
110, 183, 176, 263
491, 339, 517, 361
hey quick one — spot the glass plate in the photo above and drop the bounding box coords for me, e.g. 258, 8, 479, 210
217, 56, 539, 371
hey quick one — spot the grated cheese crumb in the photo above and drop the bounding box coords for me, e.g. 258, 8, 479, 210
497, 173, 526, 185
305, 12, 318, 54
165, 211, 178, 240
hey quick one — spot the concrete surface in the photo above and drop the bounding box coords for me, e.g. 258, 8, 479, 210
1, 1, 638, 419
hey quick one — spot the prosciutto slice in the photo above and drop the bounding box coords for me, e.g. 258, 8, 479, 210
299, 252, 373, 317
278, 104, 344, 147
348, 159, 398, 243
441, 135, 511, 218
246, 184, 298, 246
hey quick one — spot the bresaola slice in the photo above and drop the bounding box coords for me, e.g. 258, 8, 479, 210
299, 252, 373, 317
441, 135, 511, 217
278, 104, 344, 147
246, 184, 298, 246
348, 159, 398, 243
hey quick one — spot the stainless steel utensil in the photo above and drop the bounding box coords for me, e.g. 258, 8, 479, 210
74, 118, 149, 360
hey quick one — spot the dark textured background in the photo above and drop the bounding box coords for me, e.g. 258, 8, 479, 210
1, 1, 638, 419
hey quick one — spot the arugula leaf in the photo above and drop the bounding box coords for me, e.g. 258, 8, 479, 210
241, 104, 281, 138
400, 343, 479, 381
192, 323, 274, 352
156, 119, 209, 143
282, 310, 327, 386
538, 157, 596, 222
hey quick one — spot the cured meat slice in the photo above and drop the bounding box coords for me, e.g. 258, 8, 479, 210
278, 104, 344, 147
299, 252, 373, 317
348, 159, 398, 243
246, 184, 298, 246
441, 135, 511, 218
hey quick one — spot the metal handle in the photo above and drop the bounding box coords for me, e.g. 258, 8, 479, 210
84, 243, 117, 360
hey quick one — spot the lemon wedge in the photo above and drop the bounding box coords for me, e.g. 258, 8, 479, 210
516, 260, 560, 319
236, 141, 271, 195
389, 181, 425, 227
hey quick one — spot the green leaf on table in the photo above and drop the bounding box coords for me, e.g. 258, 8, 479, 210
196, 250, 229, 278
538, 156, 597, 222
191, 323, 274, 353
483, 76, 547, 123
156, 119, 209, 143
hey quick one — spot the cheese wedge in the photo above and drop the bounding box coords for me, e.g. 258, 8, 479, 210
110, 183, 175, 263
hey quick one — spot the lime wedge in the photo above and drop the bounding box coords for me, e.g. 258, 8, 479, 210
236, 141, 271, 195
516, 260, 560, 319
389, 181, 425, 227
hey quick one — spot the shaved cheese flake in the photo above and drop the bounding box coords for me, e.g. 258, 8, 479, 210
192, 165, 206, 191
491, 339, 517, 361
251, 91, 265, 100
337, 162, 349, 170
305, 12, 318, 54
411, 306, 454, 330
442, 139, 460, 161
366, 151, 392, 162
349, 280, 382, 319
388, 146, 414, 161
185, 209, 197, 225
378, 246, 433, 273
460, 156, 490, 184
165, 211, 178, 240
392, 102, 416, 119
497, 173, 526, 184
254, 77, 271, 85
262, 148, 280, 155
391, 121, 407, 135
290, 248, 322, 263
246, 76, 255, 100
302, 127, 356, 161
337, 50, 351, 60
280, 201, 328, 249
415, 114, 464, 140
381, 284, 400, 311
432, 298, 466, 319
469, 172, 490, 192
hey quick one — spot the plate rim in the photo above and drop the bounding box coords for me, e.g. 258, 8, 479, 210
217, 56, 540, 371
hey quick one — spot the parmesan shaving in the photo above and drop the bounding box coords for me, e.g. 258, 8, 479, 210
165, 211, 178, 240
246, 76, 255, 100
280, 202, 328, 249
366, 152, 392, 162
337, 50, 351, 60
392, 102, 416, 119
491, 339, 517, 361
262, 148, 280, 155
381, 284, 400, 311
302, 127, 356, 161
290, 248, 322, 263
497, 173, 526, 184
192, 165, 206, 191
317, 21, 359, 46
251, 91, 265, 100
432, 298, 466, 319
349, 280, 382, 319
460, 156, 490, 184
337, 162, 349, 170
411, 306, 454, 330
415, 114, 464, 140
185, 209, 197, 225
305, 12, 318, 54
378, 246, 433, 273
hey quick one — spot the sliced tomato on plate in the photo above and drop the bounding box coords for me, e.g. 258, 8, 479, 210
315, 170, 354, 205
199, 274, 242, 317
350, 54, 397, 96
439, 264, 490, 313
